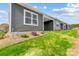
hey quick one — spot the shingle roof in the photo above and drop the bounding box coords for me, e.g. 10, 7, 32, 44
16, 3, 70, 25
17, 3, 43, 14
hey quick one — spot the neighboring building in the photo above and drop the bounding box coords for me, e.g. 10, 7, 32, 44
0, 24, 9, 32
54, 19, 61, 31
9, 3, 70, 32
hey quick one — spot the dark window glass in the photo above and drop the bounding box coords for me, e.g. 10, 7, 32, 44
32, 14, 37, 25
33, 19, 37, 24
25, 18, 31, 24
33, 14, 37, 19
56, 24, 59, 27
25, 12, 31, 17
24, 11, 38, 25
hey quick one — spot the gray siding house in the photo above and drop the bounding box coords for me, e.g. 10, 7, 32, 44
43, 14, 70, 31
10, 3, 44, 32
9, 3, 70, 32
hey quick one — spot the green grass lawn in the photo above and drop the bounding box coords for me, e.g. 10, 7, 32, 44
0, 29, 78, 56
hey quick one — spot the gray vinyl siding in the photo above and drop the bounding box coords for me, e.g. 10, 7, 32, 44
44, 16, 63, 31
11, 3, 44, 32
63, 24, 67, 30
54, 21, 61, 30
67, 25, 70, 29
65, 24, 70, 29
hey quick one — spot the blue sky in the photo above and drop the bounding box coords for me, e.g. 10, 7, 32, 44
0, 3, 79, 24
0, 3, 8, 24
30, 3, 79, 24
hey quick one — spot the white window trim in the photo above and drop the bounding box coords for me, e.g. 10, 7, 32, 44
32, 12, 38, 26
24, 9, 38, 26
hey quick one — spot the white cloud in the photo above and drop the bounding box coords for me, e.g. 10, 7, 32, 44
43, 6, 47, 9
0, 16, 2, 18
53, 8, 75, 13
0, 10, 7, 14
52, 3, 79, 16
0, 10, 8, 23
67, 3, 79, 8
33, 6, 38, 9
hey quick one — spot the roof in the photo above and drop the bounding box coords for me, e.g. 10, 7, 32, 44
16, 3, 69, 25
44, 14, 67, 24
16, 3, 43, 15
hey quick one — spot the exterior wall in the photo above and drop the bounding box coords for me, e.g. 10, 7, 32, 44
54, 20, 61, 30
67, 25, 71, 29
60, 23, 71, 30
44, 16, 54, 31
66, 24, 71, 29
63, 24, 71, 30
60, 23, 63, 30
11, 3, 44, 32
63, 23, 67, 30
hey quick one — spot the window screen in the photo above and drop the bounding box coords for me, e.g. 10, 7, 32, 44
24, 10, 38, 26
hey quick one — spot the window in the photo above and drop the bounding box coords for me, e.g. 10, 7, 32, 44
56, 24, 59, 27
25, 12, 31, 24
32, 14, 38, 25
24, 9, 38, 26
25, 18, 31, 24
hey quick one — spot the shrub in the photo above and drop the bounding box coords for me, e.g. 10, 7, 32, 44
0, 32, 5, 39
20, 34, 29, 38
41, 31, 45, 34
31, 32, 39, 36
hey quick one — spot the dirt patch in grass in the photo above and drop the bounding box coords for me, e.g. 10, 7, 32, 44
66, 28, 79, 56
0, 32, 44, 48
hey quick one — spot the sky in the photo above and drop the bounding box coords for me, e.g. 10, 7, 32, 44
0, 3, 79, 24
0, 3, 8, 24
30, 3, 79, 24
